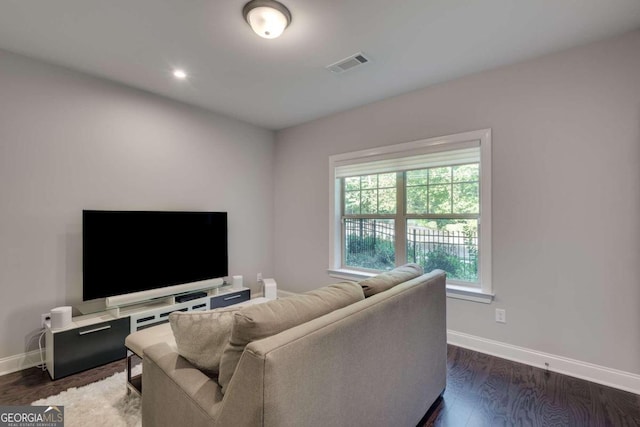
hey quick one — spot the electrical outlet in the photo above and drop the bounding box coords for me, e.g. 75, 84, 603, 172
41, 313, 51, 328
257, 273, 263, 283
495, 308, 506, 323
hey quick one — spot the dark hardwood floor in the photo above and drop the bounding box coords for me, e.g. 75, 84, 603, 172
421, 346, 640, 426
0, 358, 126, 405
2, 345, 640, 426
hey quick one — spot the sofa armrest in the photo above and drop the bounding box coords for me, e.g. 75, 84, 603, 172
142, 342, 223, 427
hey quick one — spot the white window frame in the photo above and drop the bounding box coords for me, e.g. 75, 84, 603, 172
328, 129, 493, 303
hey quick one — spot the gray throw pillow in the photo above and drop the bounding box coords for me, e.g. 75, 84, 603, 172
359, 263, 423, 297
218, 281, 364, 393
169, 305, 246, 376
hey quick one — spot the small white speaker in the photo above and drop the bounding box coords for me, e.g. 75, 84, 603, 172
263, 278, 277, 300
51, 306, 72, 329
232, 275, 243, 290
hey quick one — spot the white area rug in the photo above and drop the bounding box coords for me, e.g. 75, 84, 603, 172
32, 370, 141, 427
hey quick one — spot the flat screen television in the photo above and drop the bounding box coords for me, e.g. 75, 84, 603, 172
83, 210, 228, 301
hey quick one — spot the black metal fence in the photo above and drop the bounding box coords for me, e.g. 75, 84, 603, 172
344, 218, 395, 270
344, 218, 478, 281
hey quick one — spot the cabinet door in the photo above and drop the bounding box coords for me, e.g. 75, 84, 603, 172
53, 317, 130, 379
210, 289, 250, 309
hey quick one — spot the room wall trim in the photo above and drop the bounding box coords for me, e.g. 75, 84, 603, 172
0, 349, 43, 377
448, 330, 640, 395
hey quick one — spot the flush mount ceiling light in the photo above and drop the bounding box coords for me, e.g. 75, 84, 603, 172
243, 0, 291, 39
173, 69, 187, 80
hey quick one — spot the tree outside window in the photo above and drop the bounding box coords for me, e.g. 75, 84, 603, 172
342, 163, 480, 284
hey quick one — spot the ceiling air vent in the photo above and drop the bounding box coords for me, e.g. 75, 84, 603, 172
326, 52, 370, 74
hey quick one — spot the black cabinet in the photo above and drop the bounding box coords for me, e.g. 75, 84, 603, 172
47, 288, 252, 380
49, 317, 130, 379
210, 289, 250, 309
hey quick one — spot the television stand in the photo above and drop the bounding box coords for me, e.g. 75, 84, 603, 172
45, 286, 250, 379
175, 291, 208, 303
121, 286, 249, 332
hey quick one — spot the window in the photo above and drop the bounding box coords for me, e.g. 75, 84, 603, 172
329, 129, 492, 300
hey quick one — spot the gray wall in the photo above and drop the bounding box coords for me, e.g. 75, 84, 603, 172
0, 50, 275, 358
274, 31, 640, 374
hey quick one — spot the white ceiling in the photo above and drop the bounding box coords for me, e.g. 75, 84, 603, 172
1, 0, 639, 130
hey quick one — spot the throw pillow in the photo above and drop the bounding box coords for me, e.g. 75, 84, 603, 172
218, 281, 364, 393
169, 305, 246, 377
358, 263, 423, 297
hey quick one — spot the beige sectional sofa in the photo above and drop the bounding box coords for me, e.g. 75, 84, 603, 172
142, 268, 446, 427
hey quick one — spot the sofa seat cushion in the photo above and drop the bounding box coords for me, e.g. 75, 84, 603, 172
358, 263, 423, 297
169, 297, 269, 377
125, 323, 176, 357
218, 281, 364, 393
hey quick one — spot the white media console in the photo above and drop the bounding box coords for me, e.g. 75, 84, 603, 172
45, 285, 250, 379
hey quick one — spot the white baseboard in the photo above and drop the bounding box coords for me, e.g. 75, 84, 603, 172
448, 330, 640, 395
0, 349, 44, 377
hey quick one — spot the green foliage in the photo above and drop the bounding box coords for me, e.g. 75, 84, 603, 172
405, 163, 479, 216
429, 167, 451, 184
344, 173, 397, 215
343, 164, 481, 280
406, 221, 479, 282
423, 248, 462, 277
463, 224, 478, 279
453, 164, 479, 182
345, 234, 395, 271
428, 184, 451, 214
453, 182, 479, 213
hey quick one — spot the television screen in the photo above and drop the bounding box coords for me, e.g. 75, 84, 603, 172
83, 210, 228, 301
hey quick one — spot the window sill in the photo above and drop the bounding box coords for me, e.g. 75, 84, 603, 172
446, 284, 493, 303
327, 268, 494, 304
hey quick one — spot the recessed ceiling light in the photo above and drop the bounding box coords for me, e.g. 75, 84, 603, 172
173, 69, 187, 80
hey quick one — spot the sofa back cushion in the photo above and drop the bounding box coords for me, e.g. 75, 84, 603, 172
218, 281, 364, 393
358, 263, 423, 297
169, 305, 245, 377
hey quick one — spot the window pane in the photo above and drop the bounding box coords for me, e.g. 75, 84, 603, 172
429, 167, 451, 184
361, 175, 377, 189
378, 173, 396, 188
360, 190, 377, 214
345, 177, 360, 191
453, 164, 479, 183
344, 191, 360, 214
406, 186, 428, 214
378, 188, 396, 214
344, 218, 395, 271
344, 173, 397, 216
453, 183, 479, 214
428, 184, 451, 214
406, 219, 478, 283
406, 169, 428, 186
